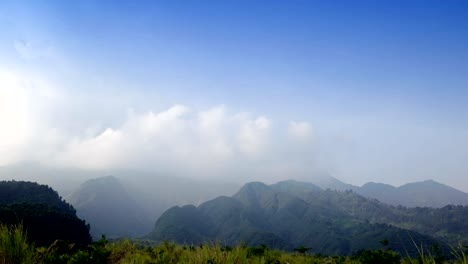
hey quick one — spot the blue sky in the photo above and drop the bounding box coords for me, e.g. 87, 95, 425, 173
0, 0, 467, 190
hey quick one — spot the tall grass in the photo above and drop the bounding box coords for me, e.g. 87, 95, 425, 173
451, 244, 468, 264
0, 225, 466, 264
0, 224, 34, 264
107, 241, 351, 264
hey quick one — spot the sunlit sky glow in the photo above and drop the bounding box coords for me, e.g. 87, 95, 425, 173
0, 0, 467, 190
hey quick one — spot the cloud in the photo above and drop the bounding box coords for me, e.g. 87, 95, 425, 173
14, 40, 55, 60
47, 105, 282, 174
0, 70, 319, 181
288, 121, 313, 141
237, 115, 271, 157
0, 71, 31, 165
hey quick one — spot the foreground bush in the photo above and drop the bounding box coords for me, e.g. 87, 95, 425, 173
1, 224, 468, 263
0, 224, 34, 264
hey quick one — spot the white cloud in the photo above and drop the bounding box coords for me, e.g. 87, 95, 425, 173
46, 105, 279, 173
0, 71, 31, 165
288, 121, 313, 141
237, 115, 271, 157
0, 70, 320, 180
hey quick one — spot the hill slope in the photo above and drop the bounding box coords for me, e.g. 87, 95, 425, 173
149, 181, 458, 256
68, 176, 153, 239
0, 180, 91, 246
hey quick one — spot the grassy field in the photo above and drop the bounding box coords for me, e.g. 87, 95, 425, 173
1, 224, 467, 264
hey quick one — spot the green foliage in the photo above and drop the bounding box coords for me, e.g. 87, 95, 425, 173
0, 224, 34, 264
150, 182, 454, 256
0, 180, 76, 215
354, 249, 400, 264
1, 226, 467, 264
294, 245, 312, 254
0, 181, 92, 247
36, 235, 110, 264
450, 244, 468, 264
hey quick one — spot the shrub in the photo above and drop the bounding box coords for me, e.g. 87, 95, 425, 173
0, 224, 34, 264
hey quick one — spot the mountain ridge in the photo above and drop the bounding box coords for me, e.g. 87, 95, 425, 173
149, 180, 466, 256
68, 175, 153, 239
302, 176, 468, 207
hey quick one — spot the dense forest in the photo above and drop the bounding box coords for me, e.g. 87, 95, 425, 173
0, 181, 91, 246
150, 181, 468, 256
272, 180, 468, 245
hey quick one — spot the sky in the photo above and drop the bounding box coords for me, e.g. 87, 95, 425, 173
0, 0, 467, 190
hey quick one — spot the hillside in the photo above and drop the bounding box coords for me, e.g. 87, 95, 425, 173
0, 180, 91, 246
68, 176, 153, 239
273, 180, 468, 245
149, 181, 455, 256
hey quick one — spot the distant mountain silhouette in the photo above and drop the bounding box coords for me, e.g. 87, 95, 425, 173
358, 180, 468, 207
304, 175, 359, 191
68, 176, 153, 239
304, 175, 468, 207
149, 180, 467, 256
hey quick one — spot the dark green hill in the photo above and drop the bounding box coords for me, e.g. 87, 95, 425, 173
0, 180, 91, 246
275, 181, 468, 246
68, 176, 153, 239
148, 181, 452, 256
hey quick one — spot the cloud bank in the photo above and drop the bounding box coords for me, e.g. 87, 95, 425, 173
50, 105, 315, 180
0, 70, 316, 181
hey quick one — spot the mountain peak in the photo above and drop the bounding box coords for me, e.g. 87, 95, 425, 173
270, 179, 321, 195
68, 176, 152, 238
233, 181, 275, 208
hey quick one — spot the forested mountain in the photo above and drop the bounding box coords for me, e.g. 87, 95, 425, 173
273, 180, 468, 245
0, 181, 91, 246
305, 175, 468, 207
68, 176, 153, 239
66, 174, 240, 239
149, 180, 466, 256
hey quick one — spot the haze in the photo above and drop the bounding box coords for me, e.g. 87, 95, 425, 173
1, 0, 467, 192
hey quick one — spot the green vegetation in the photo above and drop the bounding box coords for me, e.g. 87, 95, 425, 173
0, 181, 92, 246
1, 225, 468, 264
1, 179, 467, 263
0, 224, 34, 264
149, 181, 468, 256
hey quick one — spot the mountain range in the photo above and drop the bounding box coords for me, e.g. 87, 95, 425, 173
303, 175, 468, 207
3, 163, 467, 244
149, 180, 468, 256
67, 175, 239, 239
66, 174, 468, 241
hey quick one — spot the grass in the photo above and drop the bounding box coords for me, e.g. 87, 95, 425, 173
0, 225, 467, 263
0, 224, 35, 264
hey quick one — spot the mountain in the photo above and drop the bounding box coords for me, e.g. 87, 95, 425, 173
272, 180, 468, 246
358, 180, 468, 207
68, 176, 153, 239
0, 163, 240, 217
303, 175, 358, 191
149, 180, 461, 256
304, 175, 468, 208
67, 174, 240, 240
0, 180, 91, 246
